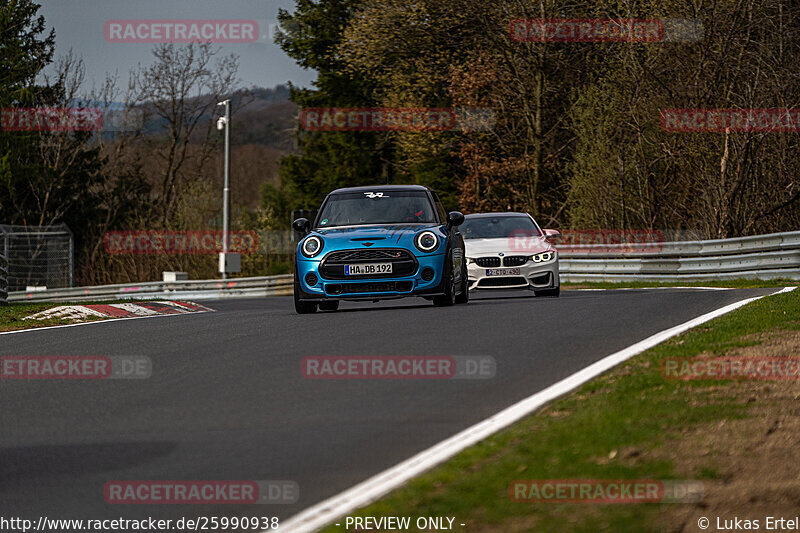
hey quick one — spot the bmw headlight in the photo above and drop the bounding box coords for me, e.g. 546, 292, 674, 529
301, 235, 323, 258
415, 231, 439, 253
531, 251, 555, 263
465, 257, 476, 264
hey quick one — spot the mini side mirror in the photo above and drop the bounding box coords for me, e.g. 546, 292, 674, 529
447, 211, 465, 228
292, 218, 310, 234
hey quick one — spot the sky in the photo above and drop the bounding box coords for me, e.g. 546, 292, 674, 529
37, 0, 317, 92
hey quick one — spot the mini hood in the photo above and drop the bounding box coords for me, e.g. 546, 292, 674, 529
313, 223, 443, 245
298, 223, 447, 255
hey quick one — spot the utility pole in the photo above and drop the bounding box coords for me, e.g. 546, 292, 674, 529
217, 99, 238, 280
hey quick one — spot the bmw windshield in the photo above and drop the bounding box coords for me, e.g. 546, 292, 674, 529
316, 191, 438, 227
461, 215, 542, 239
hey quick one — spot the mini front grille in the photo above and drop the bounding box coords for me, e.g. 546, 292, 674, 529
326, 281, 412, 294
320, 248, 418, 280
503, 256, 528, 267
475, 257, 501, 268
326, 249, 409, 262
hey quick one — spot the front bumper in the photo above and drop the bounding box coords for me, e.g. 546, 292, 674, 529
296, 252, 448, 301
467, 259, 559, 290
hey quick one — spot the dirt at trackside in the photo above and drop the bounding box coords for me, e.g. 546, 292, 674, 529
646, 330, 800, 532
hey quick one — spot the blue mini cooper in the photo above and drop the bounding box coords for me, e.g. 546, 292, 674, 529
292, 185, 468, 313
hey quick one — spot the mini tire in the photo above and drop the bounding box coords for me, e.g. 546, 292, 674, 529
294, 267, 318, 314
433, 254, 456, 307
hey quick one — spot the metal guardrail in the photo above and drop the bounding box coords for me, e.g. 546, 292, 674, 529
0, 253, 7, 306
6, 231, 800, 303
8, 275, 293, 303
559, 230, 800, 282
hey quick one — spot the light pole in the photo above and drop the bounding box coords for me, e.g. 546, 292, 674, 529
217, 99, 232, 280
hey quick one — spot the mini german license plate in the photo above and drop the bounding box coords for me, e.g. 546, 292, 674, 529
344, 263, 393, 275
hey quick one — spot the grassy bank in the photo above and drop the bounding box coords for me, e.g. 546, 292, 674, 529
322, 287, 800, 532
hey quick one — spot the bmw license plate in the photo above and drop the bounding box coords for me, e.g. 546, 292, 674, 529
345, 263, 393, 276
486, 268, 521, 276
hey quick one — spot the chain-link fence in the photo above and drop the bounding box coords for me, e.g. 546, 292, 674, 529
0, 224, 73, 292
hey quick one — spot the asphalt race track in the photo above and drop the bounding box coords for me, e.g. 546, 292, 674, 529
0, 288, 778, 526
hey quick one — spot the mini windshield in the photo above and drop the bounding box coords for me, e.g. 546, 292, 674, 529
461, 215, 542, 239
316, 191, 437, 227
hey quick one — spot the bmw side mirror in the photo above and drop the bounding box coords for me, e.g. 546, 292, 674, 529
543, 229, 560, 240
292, 218, 310, 234
447, 211, 465, 228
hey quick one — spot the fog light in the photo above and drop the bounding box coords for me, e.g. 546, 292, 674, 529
420, 268, 435, 281
305, 273, 318, 286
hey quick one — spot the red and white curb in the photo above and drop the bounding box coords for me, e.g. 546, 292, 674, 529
23, 301, 213, 321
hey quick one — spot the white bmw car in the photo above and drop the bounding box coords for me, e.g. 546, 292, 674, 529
461, 212, 560, 296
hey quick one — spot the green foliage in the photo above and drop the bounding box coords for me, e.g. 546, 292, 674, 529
0, 0, 107, 238
270, 0, 468, 220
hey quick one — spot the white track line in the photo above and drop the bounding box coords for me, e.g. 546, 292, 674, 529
277, 286, 796, 532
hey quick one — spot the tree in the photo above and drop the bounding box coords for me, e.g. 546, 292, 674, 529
130, 43, 241, 228
268, 0, 391, 220
0, 0, 111, 247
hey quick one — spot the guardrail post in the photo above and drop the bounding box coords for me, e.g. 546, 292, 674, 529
0, 252, 7, 306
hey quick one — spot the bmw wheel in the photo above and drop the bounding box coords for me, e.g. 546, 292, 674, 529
534, 286, 560, 297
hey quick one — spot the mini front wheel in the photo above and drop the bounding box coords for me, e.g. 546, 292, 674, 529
294, 269, 318, 314
433, 257, 456, 307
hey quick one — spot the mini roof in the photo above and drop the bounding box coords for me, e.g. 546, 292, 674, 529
464, 212, 531, 218
329, 185, 431, 194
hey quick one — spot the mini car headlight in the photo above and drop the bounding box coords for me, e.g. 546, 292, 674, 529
531, 251, 555, 263
415, 231, 439, 252
301, 235, 323, 258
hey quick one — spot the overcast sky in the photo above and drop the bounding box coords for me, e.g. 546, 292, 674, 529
37, 0, 316, 93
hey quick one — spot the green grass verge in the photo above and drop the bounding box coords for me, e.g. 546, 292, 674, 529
321, 288, 800, 532
563, 278, 795, 289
